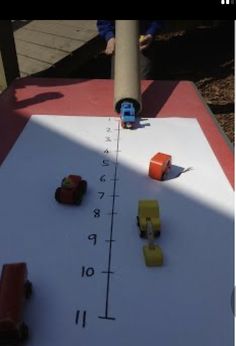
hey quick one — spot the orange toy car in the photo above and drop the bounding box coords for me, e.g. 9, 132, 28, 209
149, 152, 172, 181
55, 175, 87, 205
0, 262, 32, 344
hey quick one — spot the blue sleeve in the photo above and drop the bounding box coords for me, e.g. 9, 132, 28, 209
145, 21, 163, 36
97, 20, 115, 41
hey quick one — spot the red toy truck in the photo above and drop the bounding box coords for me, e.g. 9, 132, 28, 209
55, 174, 87, 205
149, 152, 172, 181
0, 262, 32, 344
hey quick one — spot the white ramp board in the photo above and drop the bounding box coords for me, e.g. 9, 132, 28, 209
0, 116, 234, 346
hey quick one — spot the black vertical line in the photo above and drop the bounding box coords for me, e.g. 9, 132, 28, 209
82, 311, 86, 328
75, 310, 80, 324
104, 120, 120, 318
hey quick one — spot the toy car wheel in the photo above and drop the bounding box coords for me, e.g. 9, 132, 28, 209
74, 190, 83, 205
160, 173, 165, 181
155, 231, 161, 238
25, 280, 33, 299
80, 180, 87, 194
161, 168, 169, 180
75, 195, 82, 205
19, 323, 29, 341
136, 216, 140, 227
162, 161, 171, 180
55, 188, 62, 203
61, 177, 67, 186
121, 121, 126, 129
139, 231, 145, 238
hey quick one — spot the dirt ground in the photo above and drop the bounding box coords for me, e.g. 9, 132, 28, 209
74, 21, 234, 145
155, 21, 234, 144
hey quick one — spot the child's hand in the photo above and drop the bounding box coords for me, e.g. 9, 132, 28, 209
105, 38, 115, 55
139, 34, 153, 51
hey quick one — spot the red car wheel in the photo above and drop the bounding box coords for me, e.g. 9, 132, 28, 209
80, 180, 87, 194
74, 189, 83, 205
55, 188, 62, 203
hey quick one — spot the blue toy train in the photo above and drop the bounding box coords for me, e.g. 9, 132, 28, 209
120, 102, 136, 129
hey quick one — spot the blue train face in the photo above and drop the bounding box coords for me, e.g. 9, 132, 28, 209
122, 102, 135, 115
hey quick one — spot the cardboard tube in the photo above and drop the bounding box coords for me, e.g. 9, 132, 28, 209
114, 20, 142, 114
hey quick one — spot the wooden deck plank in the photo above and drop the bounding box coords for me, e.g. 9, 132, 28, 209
52, 20, 98, 31
17, 54, 51, 75
24, 21, 97, 41
14, 29, 84, 52
20, 71, 28, 77
15, 40, 70, 65
13, 20, 101, 77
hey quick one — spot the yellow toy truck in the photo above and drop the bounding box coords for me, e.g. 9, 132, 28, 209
137, 200, 163, 267
137, 200, 161, 238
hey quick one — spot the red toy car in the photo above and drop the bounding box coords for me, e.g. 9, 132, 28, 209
55, 175, 87, 205
149, 152, 172, 181
0, 262, 32, 345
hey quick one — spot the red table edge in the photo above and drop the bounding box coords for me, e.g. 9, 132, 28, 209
190, 82, 234, 189
0, 78, 234, 189
192, 83, 234, 151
